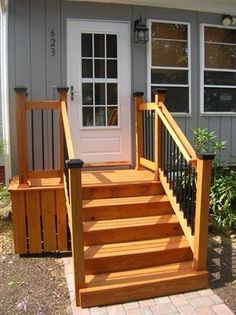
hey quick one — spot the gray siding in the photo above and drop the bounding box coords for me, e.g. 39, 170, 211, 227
8, 0, 236, 174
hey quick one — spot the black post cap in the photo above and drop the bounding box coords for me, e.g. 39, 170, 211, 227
57, 87, 69, 93
133, 92, 144, 97
14, 87, 27, 93
66, 159, 84, 169
197, 152, 216, 160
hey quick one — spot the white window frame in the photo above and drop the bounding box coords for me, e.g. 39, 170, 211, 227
147, 19, 191, 117
200, 23, 236, 116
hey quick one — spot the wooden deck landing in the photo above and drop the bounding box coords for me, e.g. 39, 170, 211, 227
82, 169, 155, 186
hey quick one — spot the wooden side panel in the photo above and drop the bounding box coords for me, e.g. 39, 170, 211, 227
41, 190, 57, 252
26, 191, 42, 253
11, 192, 27, 254
56, 190, 68, 251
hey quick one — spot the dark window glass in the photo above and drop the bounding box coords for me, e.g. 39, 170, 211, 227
107, 60, 117, 78
94, 34, 105, 57
82, 83, 93, 105
95, 107, 106, 126
107, 83, 118, 105
151, 69, 188, 84
107, 107, 118, 126
205, 71, 236, 85
152, 23, 187, 40
82, 34, 92, 57
82, 59, 93, 78
204, 88, 236, 112
205, 43, 236, 69
151, 86, 189, 113
205, 27, 236, 44
83, 107, 93, 126
95, 83, 105, 105
95, 59, 105, 78
107, 35, 117, 58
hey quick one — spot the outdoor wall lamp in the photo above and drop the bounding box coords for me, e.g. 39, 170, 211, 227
134, 15, 149, 43
222, 15, 236, 26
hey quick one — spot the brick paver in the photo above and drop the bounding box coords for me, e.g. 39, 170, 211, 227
63, 257, 234, 315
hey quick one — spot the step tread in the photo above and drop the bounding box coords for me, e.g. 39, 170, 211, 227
84, 214, 178, 231
83, 194, 169, 208
84, 261, 203, 289
84, 235, 189, 259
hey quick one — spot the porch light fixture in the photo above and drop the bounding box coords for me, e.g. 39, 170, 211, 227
222, 15, 236, 26
134, 15, 149, 43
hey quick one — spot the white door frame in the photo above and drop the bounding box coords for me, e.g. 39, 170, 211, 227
67, 19, 131, 163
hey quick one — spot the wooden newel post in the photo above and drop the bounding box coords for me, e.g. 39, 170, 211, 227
133, 92, 144, 170
66, 159, 85, 306
154, 89, 166, 181
14, 87, 29, 187
57, 87, 69, 183
193, 152, 215, 271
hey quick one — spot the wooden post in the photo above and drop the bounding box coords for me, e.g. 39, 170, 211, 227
154, 90, 166, 181
193, 153, 215, 271
66, 159, 85, 306
133, 92, 144, 170
14, 87, 29, 187
57, 87, 69, 183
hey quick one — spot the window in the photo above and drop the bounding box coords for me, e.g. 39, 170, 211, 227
148, 21, 191, 114
201, 25, 236, 114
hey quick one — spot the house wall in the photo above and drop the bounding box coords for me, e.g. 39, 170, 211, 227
8, 0, 236, 174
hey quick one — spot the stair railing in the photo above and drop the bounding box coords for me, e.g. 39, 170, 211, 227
134, 90, 215, 271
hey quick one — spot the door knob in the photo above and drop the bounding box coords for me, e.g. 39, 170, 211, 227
70, 86, 79, 101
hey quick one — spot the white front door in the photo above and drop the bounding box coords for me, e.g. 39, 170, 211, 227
67, 20, 131, 163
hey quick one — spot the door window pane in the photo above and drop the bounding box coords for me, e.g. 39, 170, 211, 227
107, 83, 118, 105
82, 34, 92, 57
82, 83, 93, 105
204, 88, 236, 112
95, 59, 105, 78
83, 107, 94, 126
205, 27, 236, 44
151, 69, 188, 84
107, 107, 118, 126
107, 35, 117, 58
94, 34, 105, 57
205, 43, 236, 69
107, 60, 117, 78
82, 59, 93, 78
152, 40, 188, 67
95, 107, 106, 126
95, 83, 105, 105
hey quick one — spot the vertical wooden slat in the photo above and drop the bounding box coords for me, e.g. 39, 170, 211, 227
14, 88, 29, 186
41, 190, 57, 252
193, 153, 215, 271
66, 159, 85, 307
134, 92, 144, 170
26, 191, 42, 253
56, 189, 67, 251
11, 191, 27, 254
57, 87, 69, 183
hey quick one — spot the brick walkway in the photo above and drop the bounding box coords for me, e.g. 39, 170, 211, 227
63, 258, 234, 315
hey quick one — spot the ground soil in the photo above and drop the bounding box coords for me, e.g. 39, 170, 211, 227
0, 204, 235, 314
0, 205, 72, 315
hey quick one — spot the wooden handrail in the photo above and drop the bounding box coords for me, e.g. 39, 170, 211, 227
26, 101, 60, 110
61, 101, 75, 159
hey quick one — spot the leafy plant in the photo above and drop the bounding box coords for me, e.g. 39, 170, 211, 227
193, 127, 236, 232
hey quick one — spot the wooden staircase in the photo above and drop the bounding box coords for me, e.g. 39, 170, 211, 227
78, 169, 208, 307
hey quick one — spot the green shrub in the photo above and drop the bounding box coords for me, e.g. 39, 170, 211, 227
193, 128, 236, 232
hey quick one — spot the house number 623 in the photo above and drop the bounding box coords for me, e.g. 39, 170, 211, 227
50, 29, 56, 57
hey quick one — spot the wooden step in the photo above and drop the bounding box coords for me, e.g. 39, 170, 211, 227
82, 181, 164, 200
84, 214, 182, 245
83, 195, 172, 221
84, 235, 192, 274
79, 261, 208, 307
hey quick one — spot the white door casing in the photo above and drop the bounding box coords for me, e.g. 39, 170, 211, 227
67, 20, 131, 163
